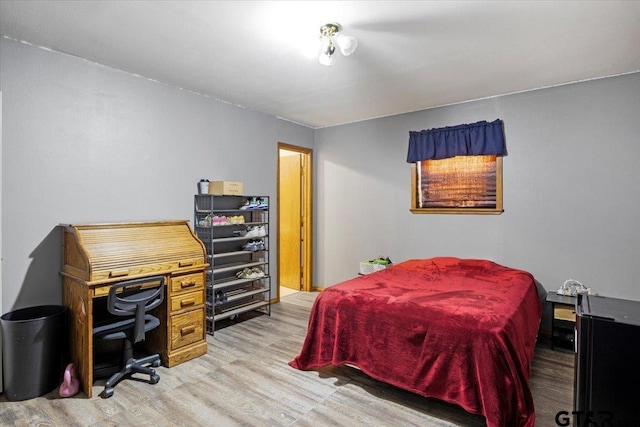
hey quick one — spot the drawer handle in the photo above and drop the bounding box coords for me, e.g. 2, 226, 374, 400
180, 325, 196, 336
179, 260, 194, 267
109, 269, 130, 278
180, 280, 196, 288
180, 298, 195, 307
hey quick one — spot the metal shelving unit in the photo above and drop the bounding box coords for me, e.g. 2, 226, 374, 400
194, 194, 270, 335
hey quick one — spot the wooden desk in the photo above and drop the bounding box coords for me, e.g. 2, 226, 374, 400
61, 221, 208, 397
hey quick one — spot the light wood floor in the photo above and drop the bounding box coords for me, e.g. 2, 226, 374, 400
0, 292, 574, 426
279, 286, 299, 298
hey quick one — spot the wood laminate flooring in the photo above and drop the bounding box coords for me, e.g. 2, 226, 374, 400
0, 292, 574, 426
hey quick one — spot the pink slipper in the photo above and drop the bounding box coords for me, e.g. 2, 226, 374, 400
58, 363, 80, 398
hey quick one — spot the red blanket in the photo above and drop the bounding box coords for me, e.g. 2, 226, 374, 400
289, 257, 541, 427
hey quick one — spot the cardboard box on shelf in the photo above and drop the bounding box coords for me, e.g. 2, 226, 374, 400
208, 181, 243, 195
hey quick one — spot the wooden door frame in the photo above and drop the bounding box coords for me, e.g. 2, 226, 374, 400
277, 142, 313, 295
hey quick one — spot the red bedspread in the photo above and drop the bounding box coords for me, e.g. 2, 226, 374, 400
289, 257, 542, 427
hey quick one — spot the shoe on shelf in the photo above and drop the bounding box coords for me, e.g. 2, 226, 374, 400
201, 214, 212, 226
251, 267, 265, 278
235, 268, 250, 279
245, 225, 266, 238
215, 291, 228, 304
244, 227, 258, 238
242, 240, 265, 252
228, 215, 245, 224
235, 267, 265, 279
239, 198, 260, 210
257, 197, 269, 209
242, 241, 257, 252
214, 215, 231, 226
249, 225, 266, 237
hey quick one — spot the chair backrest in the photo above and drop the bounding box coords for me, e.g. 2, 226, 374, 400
107, 276, 165, 343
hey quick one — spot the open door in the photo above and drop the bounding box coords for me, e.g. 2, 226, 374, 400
278, 143, 312, 297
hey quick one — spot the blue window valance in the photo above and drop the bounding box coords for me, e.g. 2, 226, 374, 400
407, 119, 506, 163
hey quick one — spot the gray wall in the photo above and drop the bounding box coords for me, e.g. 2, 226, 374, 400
315, 72, 640, 312
0, 37, 314, 312
3, 35, 640, 323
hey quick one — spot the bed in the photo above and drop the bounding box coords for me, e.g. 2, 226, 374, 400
289, 257, 542, 427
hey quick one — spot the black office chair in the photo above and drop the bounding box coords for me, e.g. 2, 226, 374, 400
93, 276, 165, 398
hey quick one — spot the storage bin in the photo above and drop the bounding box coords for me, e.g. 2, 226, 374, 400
208, 181, 243, 195
1, 305, 66, 400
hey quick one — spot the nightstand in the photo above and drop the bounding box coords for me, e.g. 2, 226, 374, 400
546, 291, 577, 351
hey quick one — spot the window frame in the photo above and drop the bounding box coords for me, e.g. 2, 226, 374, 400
410, 156, 503, 215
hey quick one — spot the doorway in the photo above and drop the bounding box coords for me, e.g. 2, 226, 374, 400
277, 143, 312, 299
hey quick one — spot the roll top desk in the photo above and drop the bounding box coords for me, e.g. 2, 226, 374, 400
61, 220, 208, 397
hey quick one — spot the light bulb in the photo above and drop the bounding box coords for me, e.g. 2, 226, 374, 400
319, 52, 335, 66
336, 34, 357, 56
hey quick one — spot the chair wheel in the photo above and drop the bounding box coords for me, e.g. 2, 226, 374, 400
101, 387, 114, 398
152, 359, 161, 367
150, 374, 160, 384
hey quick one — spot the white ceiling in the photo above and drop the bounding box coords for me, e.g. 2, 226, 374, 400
1, 1, 639, 128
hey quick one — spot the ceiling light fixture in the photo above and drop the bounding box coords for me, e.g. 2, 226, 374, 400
318, 22, 357, 66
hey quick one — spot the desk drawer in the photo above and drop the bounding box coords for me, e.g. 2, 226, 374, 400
170, 272, 204, 294
93, 276, 165, 298
170, 289, 204, 312
554, 306, 576, 322
170, 309, 204, 350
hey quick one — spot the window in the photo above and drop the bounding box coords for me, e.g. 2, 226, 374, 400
411, 155, 503, 214
407, 119, 506, 215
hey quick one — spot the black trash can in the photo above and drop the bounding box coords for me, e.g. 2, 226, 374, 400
1, 305, 66, 401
